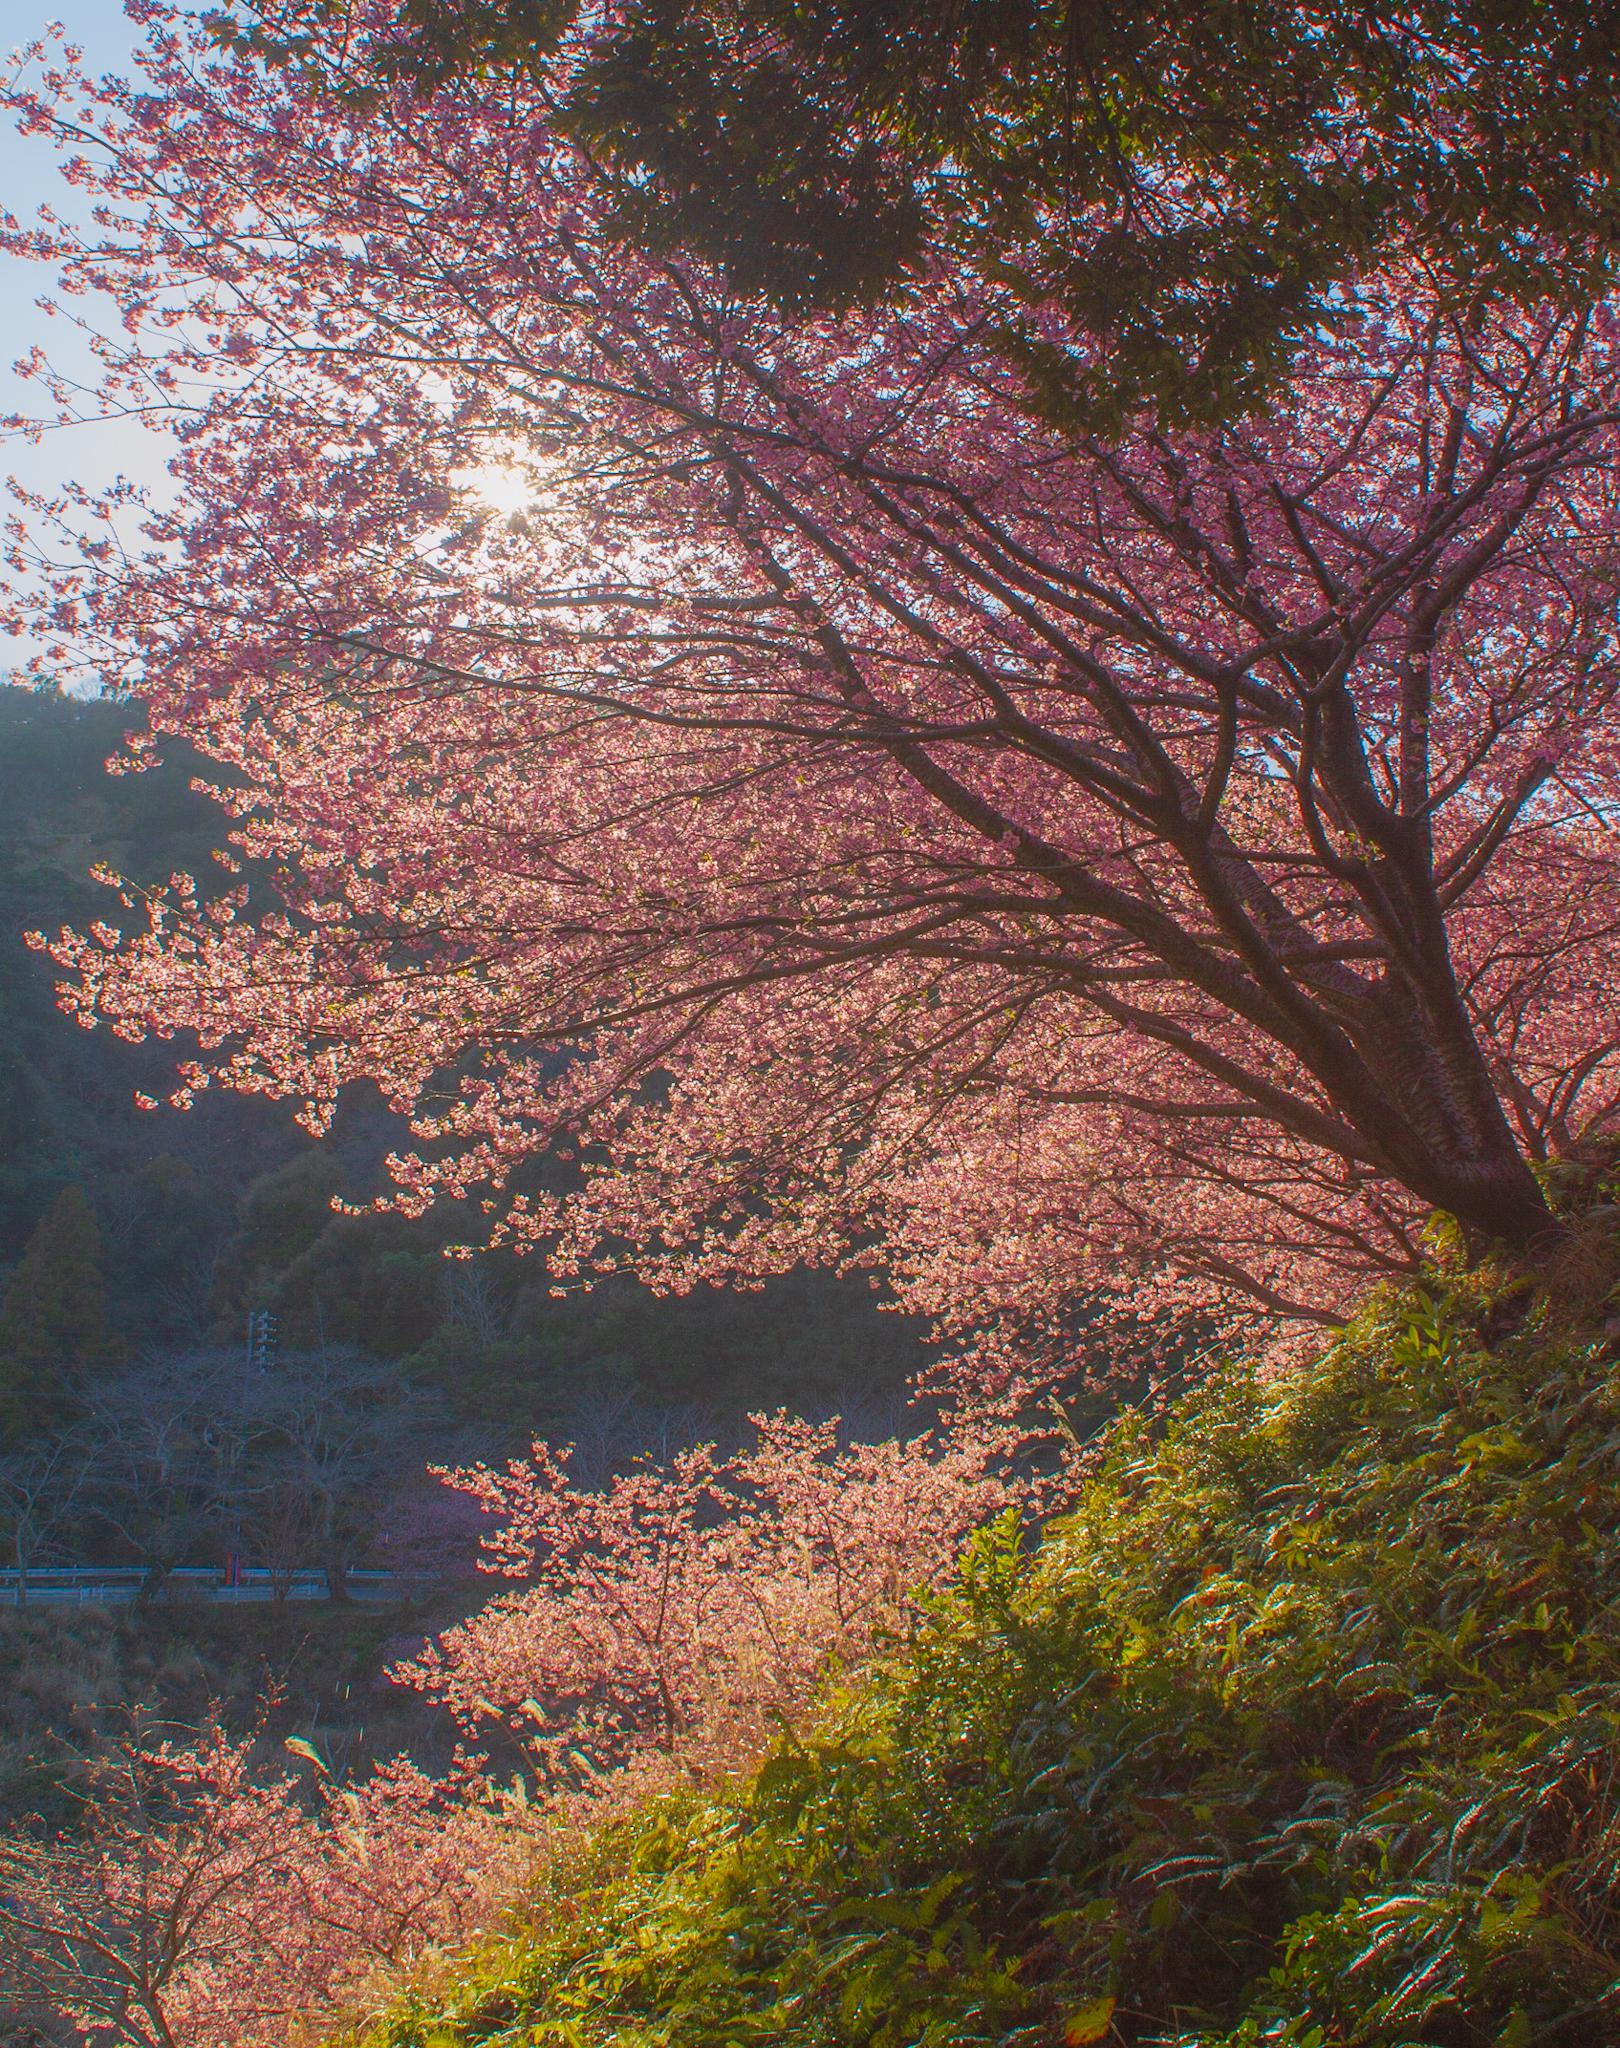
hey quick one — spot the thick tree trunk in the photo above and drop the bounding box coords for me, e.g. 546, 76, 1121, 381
1353, 967, 1554, 1254
1433, 1149, 1555, 1255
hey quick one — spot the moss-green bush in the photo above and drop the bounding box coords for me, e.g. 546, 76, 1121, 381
361, 1273, 1620, 2046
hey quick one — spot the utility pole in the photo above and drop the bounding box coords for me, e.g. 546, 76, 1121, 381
228, 1309, 280, 1590
246, 1308, 279, 1372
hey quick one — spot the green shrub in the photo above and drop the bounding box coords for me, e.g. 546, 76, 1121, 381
358, 1273, 1620, 2047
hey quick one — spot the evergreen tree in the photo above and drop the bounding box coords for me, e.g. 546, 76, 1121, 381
0, 1185, 114, 1439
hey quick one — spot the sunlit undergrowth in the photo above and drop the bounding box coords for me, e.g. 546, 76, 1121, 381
359, 1265, 1620, 2047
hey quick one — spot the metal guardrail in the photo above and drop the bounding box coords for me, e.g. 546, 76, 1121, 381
0, 1566, 421, 1608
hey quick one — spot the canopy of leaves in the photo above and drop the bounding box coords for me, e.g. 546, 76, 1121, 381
233, 0, 1620, 424
360, 1249, 1620, 2046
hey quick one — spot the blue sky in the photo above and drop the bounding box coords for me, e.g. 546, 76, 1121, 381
2, 2, 185, 669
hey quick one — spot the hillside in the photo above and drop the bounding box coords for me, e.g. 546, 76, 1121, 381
359, 1256, 1620, 2048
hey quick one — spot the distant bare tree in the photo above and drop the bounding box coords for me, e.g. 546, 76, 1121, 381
442, 1262, 503, 1347
157, 1248, 225, 1351
235, 1470, 325, 1604
237, 1350, 450, 1601
0, 1428, 99, 1608
83, 1355, 239, 1603
31, 1347, 462, 1600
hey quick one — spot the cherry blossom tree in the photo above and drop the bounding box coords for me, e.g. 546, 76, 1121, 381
406, 1408, 1020, 1775
7, 6, 1620, 1328
0, 1717, 530, 2048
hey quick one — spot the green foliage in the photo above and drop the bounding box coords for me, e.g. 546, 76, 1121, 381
210, 1148, 929, 1438
231, 0, 1620, 426
364, 1274, 1620, 2046
494, 1266, 932, 1425
216, 1150, 448, 1357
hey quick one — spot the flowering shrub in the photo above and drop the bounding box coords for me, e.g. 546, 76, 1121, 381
0, 1720, 529, 2048
404, 1407, 1025, 1777
357, 1269, 1620, 2048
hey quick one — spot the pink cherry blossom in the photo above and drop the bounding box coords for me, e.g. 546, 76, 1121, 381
0, 1717, 530, 2048
405, 1405, 1024, 1776
6, 7, 1618, 1337
0, 1401, 1038, 2048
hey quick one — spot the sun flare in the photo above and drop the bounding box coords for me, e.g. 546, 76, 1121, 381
465, 462, 536, 515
